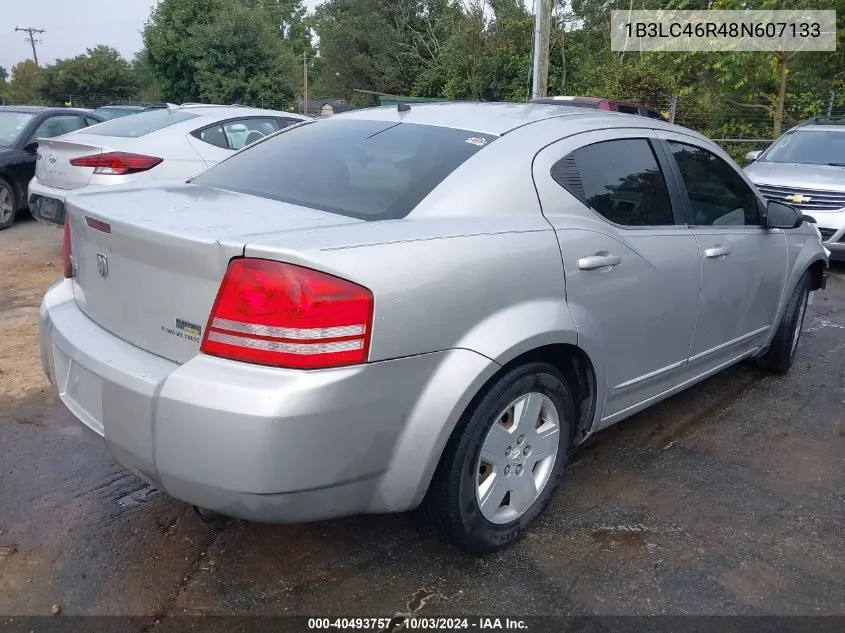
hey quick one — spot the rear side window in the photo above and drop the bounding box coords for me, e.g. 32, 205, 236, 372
83, 109, 198, 137
551, 139, 675, 227
192, 120, 495, 221
192, 117, 286, 150
616, 104, 640, 115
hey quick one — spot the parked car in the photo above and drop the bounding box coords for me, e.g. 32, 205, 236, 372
744, 117, 845, 261
91, 102, 170, 120
530, 96, 668, 121
0, 106, 103, 229
29, 105, 309, 226
40, 103, 827, 553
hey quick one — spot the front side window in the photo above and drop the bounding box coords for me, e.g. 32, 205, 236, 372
192, 119, 495, 221
551, 138, 676, 227
669, 141, 760, 226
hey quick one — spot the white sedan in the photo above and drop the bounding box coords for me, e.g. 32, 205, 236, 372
28, 104, 309, 225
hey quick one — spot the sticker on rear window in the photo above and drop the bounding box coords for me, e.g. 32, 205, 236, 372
465, 137, 488, 147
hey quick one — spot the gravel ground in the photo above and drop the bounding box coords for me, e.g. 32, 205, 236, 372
1, 215, 844, 622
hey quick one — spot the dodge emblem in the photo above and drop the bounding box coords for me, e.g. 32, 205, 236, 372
96, 253, 108, 278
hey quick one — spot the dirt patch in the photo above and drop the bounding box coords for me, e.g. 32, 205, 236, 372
0, 218, 62, 408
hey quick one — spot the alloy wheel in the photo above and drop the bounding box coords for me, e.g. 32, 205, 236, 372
0, 186, 14, 224
475, 392, 560, 524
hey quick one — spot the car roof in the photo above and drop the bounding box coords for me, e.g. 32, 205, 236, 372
335, 102, 611, 135
0, 105, 95, 116
172, 105, 296, 118
535, 96, 605, 104
0, 105, 46, 113
794, 124, 845, 132
335, 102, 672, 136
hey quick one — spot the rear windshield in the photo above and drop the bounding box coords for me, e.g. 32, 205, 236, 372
191, 119, 496, 220
92, 107, 143, 119
83, 109, 198, 137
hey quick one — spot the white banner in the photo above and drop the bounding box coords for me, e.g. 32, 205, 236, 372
610, 10, 837, 52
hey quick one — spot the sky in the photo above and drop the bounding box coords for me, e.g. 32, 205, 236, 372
0, 0, 325, 75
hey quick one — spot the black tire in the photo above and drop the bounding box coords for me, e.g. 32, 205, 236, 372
424, 362, 574, 554
0, 177, 17, 230
757, 271, 811, 373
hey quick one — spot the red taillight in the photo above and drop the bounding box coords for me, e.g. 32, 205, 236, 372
200, 259, 374, 370
69, 151, 162, 175
62, 220, 73, 278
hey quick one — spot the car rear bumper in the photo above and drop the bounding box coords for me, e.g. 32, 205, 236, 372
28, 178, 69, 226
40, 279, 489, 522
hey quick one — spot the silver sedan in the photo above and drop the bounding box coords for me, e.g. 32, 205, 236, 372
39, 103, 828, 553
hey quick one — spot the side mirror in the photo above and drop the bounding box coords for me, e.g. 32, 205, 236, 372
24, 141, 38, 153
766, 200, 803, 229
745, 150, 762, 162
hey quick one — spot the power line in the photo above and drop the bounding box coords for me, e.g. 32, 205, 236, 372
15, 26, 45, 68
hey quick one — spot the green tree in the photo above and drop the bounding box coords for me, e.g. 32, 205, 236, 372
132, 51, 163, 102
407, 0, 533, 102
5, 60, 40, 104
143, 0, 224, 102
36, 46, 139, 106
312, 0, 409, 96
193, 1, 299, 104
143, 0, 304, 104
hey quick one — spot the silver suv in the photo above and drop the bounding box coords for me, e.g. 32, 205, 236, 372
745, 118, 845, 260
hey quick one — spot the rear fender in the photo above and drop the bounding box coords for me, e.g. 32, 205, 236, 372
375, 301, 598, 511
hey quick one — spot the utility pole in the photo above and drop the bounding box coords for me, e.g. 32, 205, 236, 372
531, 0, 552, 99
302, 52, 309, 116
15, 27, 45, 68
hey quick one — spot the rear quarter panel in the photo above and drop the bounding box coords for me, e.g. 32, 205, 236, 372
243, 128, 583, 364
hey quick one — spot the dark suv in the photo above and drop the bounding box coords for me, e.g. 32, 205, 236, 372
530, 96, 667, 121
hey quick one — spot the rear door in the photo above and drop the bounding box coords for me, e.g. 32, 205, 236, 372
657, 131, 788, 372
533, 128, 702, 425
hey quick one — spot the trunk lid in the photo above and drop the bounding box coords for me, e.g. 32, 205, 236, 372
67, 182, 361, 364
36, 135, 108, 190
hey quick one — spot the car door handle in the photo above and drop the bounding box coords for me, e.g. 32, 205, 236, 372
578, 254, 622, 270
704, 245, 732, 259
